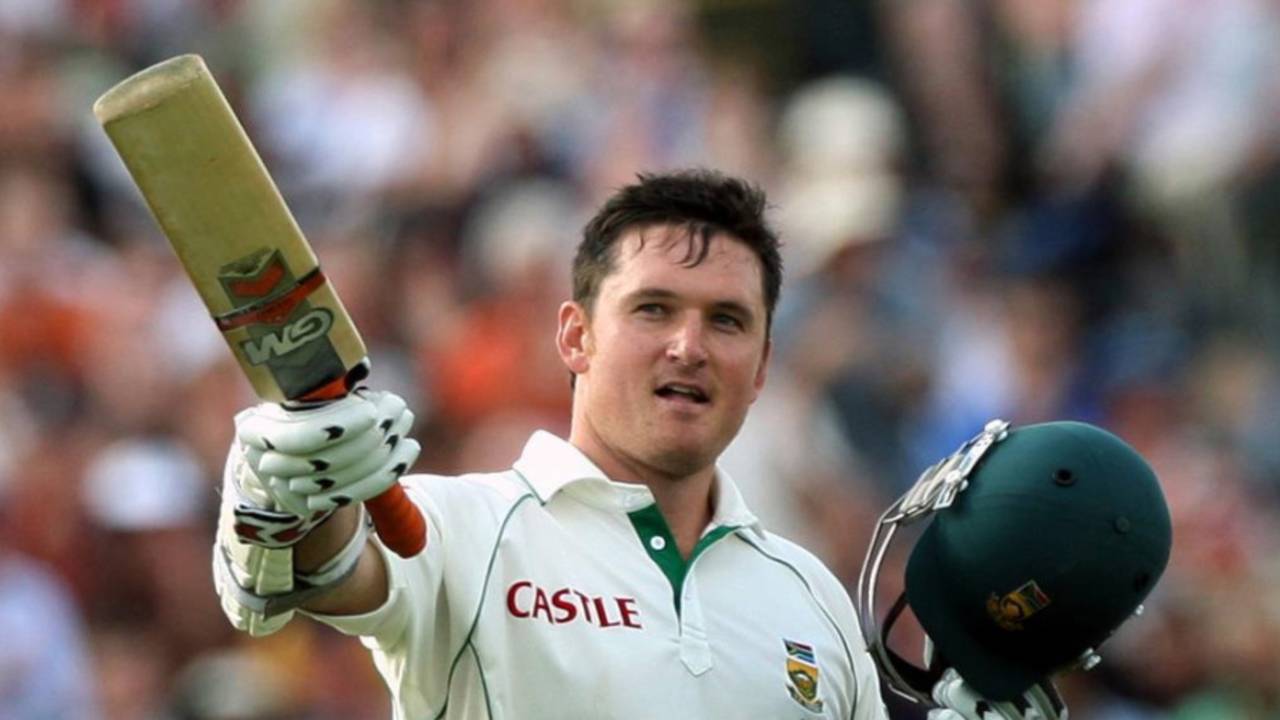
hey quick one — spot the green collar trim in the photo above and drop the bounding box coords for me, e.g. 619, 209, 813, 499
627, 504, 738, 614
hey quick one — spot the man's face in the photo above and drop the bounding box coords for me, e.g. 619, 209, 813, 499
559, 225, 771, 478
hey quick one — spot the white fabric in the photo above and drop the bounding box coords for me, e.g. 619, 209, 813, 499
928, 669, 1065, 720
305, 430, 888, 719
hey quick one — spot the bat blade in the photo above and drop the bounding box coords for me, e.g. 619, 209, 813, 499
93, 54, 364, 403
94, 54, 425, 557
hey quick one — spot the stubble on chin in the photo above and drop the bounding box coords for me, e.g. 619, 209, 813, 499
643, 436, 719, 480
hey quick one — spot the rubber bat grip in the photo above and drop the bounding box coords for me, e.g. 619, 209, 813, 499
364, 484, 427, 557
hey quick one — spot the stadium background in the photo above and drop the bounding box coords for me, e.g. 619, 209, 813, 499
1, 0, 1278, 717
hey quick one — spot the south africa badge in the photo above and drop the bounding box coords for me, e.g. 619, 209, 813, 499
784, 639, 824, 713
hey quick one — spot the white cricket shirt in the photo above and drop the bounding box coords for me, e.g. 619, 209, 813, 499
309, 431, 887, 719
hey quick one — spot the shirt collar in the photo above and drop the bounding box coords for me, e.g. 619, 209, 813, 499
512, 430, 761, 532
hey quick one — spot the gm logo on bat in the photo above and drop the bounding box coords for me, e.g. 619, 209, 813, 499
240, 308, 334, 365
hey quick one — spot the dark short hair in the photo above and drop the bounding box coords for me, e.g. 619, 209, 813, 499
573, 169, 783, 334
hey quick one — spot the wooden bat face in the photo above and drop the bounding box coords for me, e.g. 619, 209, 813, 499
92, 54, 365, 403
213, 248, 352, 400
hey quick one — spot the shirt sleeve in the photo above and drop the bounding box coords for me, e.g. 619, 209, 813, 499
300, 473, 525, 715
301, 480, 452, 658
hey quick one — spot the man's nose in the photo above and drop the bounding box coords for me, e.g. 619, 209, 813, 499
666, 316, 709, 367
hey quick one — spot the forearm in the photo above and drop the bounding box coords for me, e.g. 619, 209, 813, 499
295, 506, 389, 615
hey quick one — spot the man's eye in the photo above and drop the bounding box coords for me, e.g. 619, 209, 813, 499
637, 303, 667, 316
713, 313, 744, 330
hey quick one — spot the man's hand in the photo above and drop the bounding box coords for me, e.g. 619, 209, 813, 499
928, 669, 1066, 720
235, 389, 419, 522
214, 390, 418, 633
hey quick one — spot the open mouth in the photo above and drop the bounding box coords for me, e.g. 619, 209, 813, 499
655, 383, 710, 404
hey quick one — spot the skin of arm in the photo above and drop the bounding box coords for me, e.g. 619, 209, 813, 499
294, 506, 390, 615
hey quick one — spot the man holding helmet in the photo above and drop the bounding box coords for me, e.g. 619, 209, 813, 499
858, 419, 1173, 718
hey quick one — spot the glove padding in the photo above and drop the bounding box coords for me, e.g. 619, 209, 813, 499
214, 485, 296, 635
225, 442, 331, 548
235, 389, 420, 518
928, 669, 1066, 720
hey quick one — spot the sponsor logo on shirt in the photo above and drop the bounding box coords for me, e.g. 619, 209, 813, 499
506, 580, 642, 629
784, 639, 824, 713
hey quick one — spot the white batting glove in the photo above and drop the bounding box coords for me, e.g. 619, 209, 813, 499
929, 669, 1066, 720
235, 389, 420, 518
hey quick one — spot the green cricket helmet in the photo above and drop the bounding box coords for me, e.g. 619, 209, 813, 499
857, 420, 1172, 705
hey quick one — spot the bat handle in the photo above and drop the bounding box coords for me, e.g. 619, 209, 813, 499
301, 368, 428, 559
364, 484, 428, 557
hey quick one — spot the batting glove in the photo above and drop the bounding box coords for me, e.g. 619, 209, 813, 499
235, 389, 420, 518
928, 669, 1066, 720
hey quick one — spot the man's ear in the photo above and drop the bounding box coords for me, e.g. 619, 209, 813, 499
557, 301, 591, 375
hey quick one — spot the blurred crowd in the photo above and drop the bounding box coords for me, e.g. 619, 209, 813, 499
1, 0, 1279, 718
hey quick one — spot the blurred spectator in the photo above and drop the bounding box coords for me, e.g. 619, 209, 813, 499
0, 547, 100, 718
168, 648, 292, 720
250, 0, 435, 225
423, 178, 579, 469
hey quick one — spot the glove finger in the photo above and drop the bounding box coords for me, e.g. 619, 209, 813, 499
255, 451, 316, 479
365, 398, 413, 453
933, 669, 1032, 720
306, 440, 418, 511
242, 443, 265, 470
255, 428, 385, 478
382, 435, 420, 480
230, 445, 275, 507
237, 397, 379, 455
993, 702, 1030, 720
246, 392, 414, 476
302, 438, 417, 504
305, 426, 388, 473
368, 390, 409, 427
286, 433, 394, 494
250, 401, 411, 478
1024, 683, 1065, 720
268, 475, 311, 517
306, 474, 388, 512
258, 399, 417, 479
933, 670, 977, 710
253, 400, 378, 455
383, 407, 414, 443
286, 419, 418, 491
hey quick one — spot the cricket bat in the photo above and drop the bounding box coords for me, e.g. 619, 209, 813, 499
94, 54, 425, 557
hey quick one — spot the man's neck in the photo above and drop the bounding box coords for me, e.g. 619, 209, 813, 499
570, 423, 716, 560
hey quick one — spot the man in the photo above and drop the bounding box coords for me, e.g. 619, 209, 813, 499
214, 170, 1052, 719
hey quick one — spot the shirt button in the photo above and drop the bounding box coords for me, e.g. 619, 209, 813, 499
649, 536, 667, 551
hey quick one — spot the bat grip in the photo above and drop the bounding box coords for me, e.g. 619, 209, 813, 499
364, 484, 428, 557
300, 368, 428, 559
